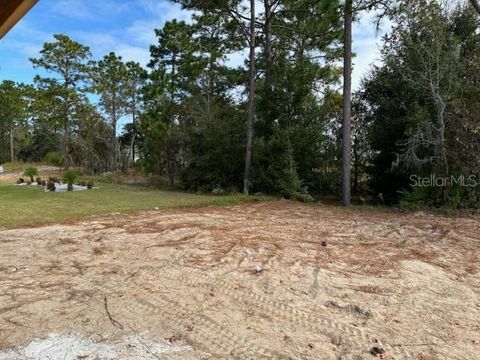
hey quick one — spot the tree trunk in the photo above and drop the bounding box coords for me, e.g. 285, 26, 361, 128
63, 117, 69, 169
264, 0, 273, 121
353, 135, 358, 194
430, 83, 449, 178
112, 98, 118, 171
435, 95, 449, 202
131, 110, 136, 165
9, 127, 14, 163
171, 52, 177, 101
112, 120, 117, 171
167, 150, 176, 187
341, 0, 353, 206
471, 0, 480, 15
169, 172, 175, 187
243, 0, 256, 195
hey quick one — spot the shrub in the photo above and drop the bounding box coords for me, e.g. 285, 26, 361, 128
63, 170, 79, 191
399, 186, 441, 209
23, 167, 38, 183
100, 171, 113, 182
252, 131, 309, 200
43, 152, 64, 167
211, 186, 225, 195
292, 191, 315, 203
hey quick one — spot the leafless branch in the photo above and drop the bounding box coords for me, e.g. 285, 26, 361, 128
104, 295, 124, 329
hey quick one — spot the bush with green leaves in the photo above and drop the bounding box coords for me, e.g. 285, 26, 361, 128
23, 167, 38, 183
252, 131, 309, 200
63, 169, 79, 191
43, 152, 64, 167
211, 186, 225, 196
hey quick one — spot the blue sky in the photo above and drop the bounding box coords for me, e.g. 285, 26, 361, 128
0, 0, 188, 83
0, 0, 389, 90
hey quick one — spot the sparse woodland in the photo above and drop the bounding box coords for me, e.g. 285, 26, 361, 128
1, 0, 479, 207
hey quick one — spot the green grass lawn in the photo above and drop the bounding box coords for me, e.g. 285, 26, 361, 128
0, 182, 266, 228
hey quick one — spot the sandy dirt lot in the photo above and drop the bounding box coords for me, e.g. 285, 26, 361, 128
0, 202, 479, 359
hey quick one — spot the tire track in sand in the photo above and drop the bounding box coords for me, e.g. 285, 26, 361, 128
153, 264, 414, 359
107, 288, 293, 360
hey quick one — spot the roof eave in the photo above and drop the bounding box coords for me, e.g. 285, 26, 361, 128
0, 0, 39, 40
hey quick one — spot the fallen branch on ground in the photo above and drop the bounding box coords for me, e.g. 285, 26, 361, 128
104, 295, 124, 330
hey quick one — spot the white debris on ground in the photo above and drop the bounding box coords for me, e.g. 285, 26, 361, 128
14, 182, 93, 192
0, 333, 192, 360
44, 183, 90, 192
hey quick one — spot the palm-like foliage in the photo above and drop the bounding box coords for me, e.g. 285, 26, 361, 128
63, 169, 78, 191
23, 167, 38, 182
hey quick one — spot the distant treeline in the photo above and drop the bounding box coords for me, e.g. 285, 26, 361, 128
1, 0, 479, 208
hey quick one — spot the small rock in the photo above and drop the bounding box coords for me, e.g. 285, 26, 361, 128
330, 335, 343, 346
321, 241, 327, 247
253, 265, 263, 274
370, 346, 385, 356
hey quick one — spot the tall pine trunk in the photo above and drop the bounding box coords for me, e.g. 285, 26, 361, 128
131, 111, 136, 165
63, 98, 70, 169
112, 99, 118, 172
471, 0, 480, 15
243, 0, 256, 195
353, 135, 358, 194
112, 117, 118, 171
9, 127, 14, 163
63, 117, 69, 169
341, 0, 353, 206
264, 0, 273, 115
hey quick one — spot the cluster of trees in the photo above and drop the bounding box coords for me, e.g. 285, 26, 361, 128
1, 0, 479, 207
0, 34, 145, 173
361, 1, 480, 207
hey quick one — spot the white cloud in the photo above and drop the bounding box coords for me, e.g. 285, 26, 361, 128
115, 45, 150, 66
351, 11, 391, 90
74, 32, 119, 55
126, 19, 160, 46
136, 0, 189, 21
72, 0, 191, 65
0, 19, 50, 70
126, 0, 191, 47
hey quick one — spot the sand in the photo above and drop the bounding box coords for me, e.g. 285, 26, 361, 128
0, 202, 479, 359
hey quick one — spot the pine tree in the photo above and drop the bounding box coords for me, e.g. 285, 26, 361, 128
30, 34, 91, 168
